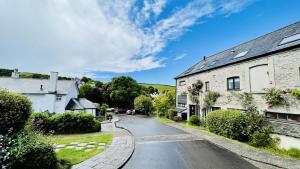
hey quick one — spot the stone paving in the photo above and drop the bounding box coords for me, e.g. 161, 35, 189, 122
54, 142, 107, 153
72, 119, 134, 169
164, 122, 300, 169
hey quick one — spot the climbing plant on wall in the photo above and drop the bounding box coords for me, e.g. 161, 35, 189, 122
203, 91, 220, 108
187, 80, 203, 105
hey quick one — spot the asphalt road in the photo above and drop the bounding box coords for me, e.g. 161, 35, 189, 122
117, 115, 257, 169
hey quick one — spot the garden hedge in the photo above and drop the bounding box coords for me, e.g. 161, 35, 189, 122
30, 112, 101, 134
206, 110, 245, 141
0, 90, 32, 134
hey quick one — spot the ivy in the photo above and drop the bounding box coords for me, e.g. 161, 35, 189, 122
238, 92, 257, 113
187, 80, 203, 105
290, 89, 300, 99
203, 91, 220, 108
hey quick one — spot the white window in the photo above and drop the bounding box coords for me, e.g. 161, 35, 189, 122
249, 65, 269, 93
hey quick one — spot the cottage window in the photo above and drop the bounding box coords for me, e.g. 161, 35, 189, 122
205, 81, 210, 91
179, 80, 186, 86
227, 77, 240, 90
266, 112, 300, 122
56, 95, 62, 101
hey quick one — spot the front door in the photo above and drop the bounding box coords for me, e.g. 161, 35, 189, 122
189, 105, 196, 116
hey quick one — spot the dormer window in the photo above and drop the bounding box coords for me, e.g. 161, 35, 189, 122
233, 51, 248, 59
279, 33, 300, 46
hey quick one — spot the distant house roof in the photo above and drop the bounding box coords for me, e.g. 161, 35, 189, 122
66, 98, 97, 110
0, 77, 77, 94
175, 21, 300, 79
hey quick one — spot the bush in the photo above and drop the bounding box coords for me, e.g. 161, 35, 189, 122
167, 109, 176, 120
0, 90, 32, 134
250, 127, 273, 147
134, 95, 154, 115
173, 116, 182, 122
29, 112, 101, 134
203, 91, 220, 108
99, 104, 109, 116
0, 134, 13, 169
10, 132, 58, 169
189, 115, 200, 126
105, 113, 113, 121
206, 110, 245, 140
157, 112, 166, 118
51, 112, 101, 134
29, 112, 52, 133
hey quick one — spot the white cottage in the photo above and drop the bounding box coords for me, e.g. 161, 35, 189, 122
0, 70, 97, 115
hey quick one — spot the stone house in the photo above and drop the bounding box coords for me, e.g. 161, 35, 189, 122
0, 70, 98, 115
175, 21, 300, 138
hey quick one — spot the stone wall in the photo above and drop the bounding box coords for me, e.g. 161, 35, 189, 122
270, 120, 300, 138
176, 47, 300, 119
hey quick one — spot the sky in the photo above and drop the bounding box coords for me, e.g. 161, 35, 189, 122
0, 0, 300, 85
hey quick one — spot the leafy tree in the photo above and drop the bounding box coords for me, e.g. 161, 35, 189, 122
108, 76, 142, 108
153, 90, 176, 116
134, 95, 154, 115
81, 76, 92, 83
79, 83, 103, 104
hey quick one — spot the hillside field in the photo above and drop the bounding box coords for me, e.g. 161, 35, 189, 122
139, 83, 175, 93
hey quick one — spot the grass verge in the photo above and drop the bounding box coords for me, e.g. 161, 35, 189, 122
158, 118, 300, 160
48, 132, 113, 165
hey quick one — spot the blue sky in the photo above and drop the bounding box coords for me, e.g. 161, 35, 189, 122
1, 0, 300, 85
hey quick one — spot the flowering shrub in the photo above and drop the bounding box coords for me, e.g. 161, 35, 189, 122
264, 88, 287, 108
0, 135, 14, 169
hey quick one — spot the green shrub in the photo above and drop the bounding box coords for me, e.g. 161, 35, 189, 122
203, 91, 220, 108
105, 113, 113, 121
10, 132, 58, 169
189, 115, 200, 126
0, 134, 13, 169
134, 95, 154, 115
29, 112, 52, 133
250, 127, 273, 147
157, 111, 166, 118
287, 148, 300, 158
0, 90, 32, 134
173, 116, 182, 122
51, 112, 101, 134
206, 110, 245, 140
290, 89, 300, 99
167, 109, 176, 120
99, 104, 109, 116
264, 88, 287, 108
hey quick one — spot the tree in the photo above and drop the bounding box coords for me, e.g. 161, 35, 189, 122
153, 90, 176, 116
79, 83, 103, 104
81, 76, 92, 83
134, 95, 154, 115
108, 76, 142, 108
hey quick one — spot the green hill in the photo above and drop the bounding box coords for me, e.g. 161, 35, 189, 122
139, 83, 175, 93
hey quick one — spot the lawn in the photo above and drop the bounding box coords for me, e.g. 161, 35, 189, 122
48, 132, 113, 165
139, 83, 175, 93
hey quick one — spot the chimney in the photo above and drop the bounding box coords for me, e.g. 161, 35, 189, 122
11, 69, 20, 78
49, 72, 58, 93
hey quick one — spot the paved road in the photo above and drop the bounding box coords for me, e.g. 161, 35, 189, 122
117, 115, 257, 169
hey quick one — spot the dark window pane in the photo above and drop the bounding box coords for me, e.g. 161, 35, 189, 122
288, 114, 298, 121
266, 112, 277, 119
278, 113, 287, 120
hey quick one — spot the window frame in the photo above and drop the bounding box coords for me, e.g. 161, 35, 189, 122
227, 76, 240, 90
56, 95, 63, 101
179, 80, 186, 86
205, 81, 210, 91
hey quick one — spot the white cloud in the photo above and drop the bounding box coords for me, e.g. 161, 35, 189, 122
0, 0, 254, 77
174, 53, 187, 61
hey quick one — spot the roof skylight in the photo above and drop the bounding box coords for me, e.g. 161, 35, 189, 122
279, 33, 300, 45
208, 61, 216, 67
233, 51, 248, 59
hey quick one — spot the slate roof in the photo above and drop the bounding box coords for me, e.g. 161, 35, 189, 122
175, 21, 300, 79
0, 77, 77, 94
66, 98, 97, 110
